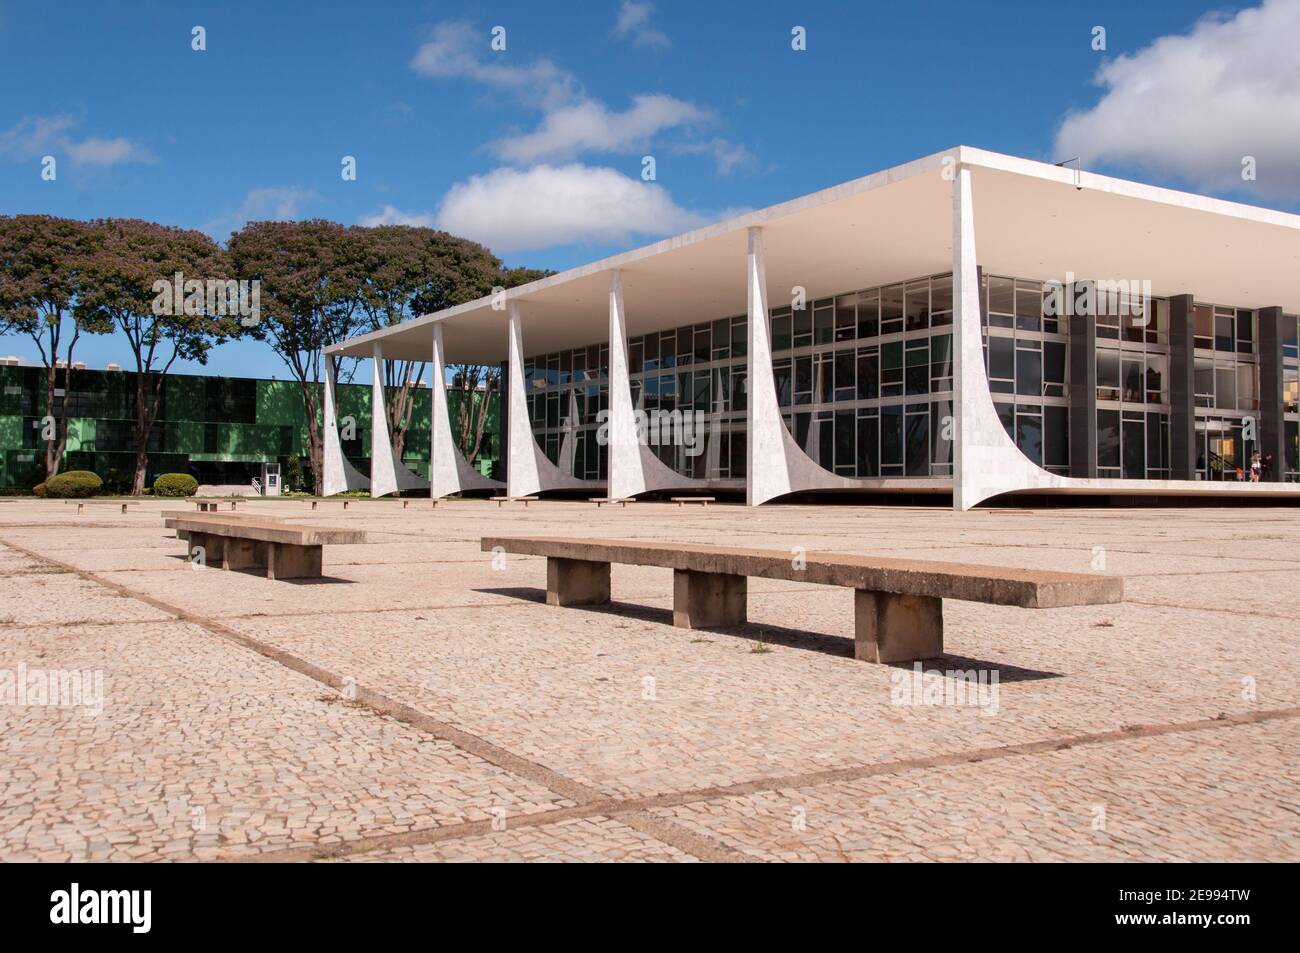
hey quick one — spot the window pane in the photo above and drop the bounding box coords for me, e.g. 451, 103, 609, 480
905, 412, 929, 475
1016, 348, 1042, 397
1098, 410, 1121, 468
989, 336, 1014, 380
1016, 412, 1043, 465
881, 406, 903, 465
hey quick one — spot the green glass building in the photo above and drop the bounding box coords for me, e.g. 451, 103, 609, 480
0, 362, 501, 492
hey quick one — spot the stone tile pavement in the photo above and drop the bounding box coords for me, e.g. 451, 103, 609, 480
0, 497, 1296, 861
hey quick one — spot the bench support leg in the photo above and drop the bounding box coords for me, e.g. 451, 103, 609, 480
267, 543, 323, 580
187, 531, 224, 568
854, 590, 943, 663
673, 569, 747, 628
223, 538, 267, 574
546, 557, 610, 607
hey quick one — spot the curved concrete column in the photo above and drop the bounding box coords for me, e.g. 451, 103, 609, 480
949, 165, 1300, 507
745, 226, 864, 505
505, 301, 600, 497
322, 354, 370, 496
369, 342, 427, 498
606, 270, 709, 498
430, 322, 502, 499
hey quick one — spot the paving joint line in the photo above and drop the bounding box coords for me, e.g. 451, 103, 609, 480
0, 536, 745, 864
4, 536, 1297, 864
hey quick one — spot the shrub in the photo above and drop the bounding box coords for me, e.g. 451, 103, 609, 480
33, 482, 46, 497
152, 473, 199, 497
43, 470, 103, 498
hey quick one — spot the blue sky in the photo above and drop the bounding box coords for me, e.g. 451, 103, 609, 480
1, 0, 1288, 379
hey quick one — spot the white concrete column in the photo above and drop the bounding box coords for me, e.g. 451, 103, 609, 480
429, 324, 457, 497
607, 270, 646, 499
429, 323, 501, 497
746, 227, 790, 505
506, 301, 542, 497
952, 164, 1064, 510
322, 353, 348, 496
952, 167, 978, 511
369, 342, 398, 497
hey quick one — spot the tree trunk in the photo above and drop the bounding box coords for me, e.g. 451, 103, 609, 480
130, 371, 164, 496
301, 381, 323, 496
43, 362, 59, 480
51, 362, 73, 479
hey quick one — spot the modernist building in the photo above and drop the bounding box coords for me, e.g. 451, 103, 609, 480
325, 147, 1300, 509
0, 361, 500, 491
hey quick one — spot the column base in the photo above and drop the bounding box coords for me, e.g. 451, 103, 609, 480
672, 569, 747, 628
854, 590, 943, 663
546, 557, 611, 607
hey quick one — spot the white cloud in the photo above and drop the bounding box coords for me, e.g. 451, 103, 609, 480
1055, 0, 1300, 198
65, 137, 150, 166
410, 21, 578, 109
494, 94, 707, 163
359, 205, 436, 228
0, 115, 74, 159
204, 186, 320, 240
0, 114, 152, 166
672, 137, 757, 175
614, 1, 671, 50
434, 163, 710, 251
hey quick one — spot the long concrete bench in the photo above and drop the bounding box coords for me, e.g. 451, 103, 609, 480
165, 515, 366, 580
480, 536, 1123, 663
670, 496, 714, 507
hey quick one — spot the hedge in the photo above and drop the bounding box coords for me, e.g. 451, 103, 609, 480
152, 473, 199, 497
42, 470, 103, 498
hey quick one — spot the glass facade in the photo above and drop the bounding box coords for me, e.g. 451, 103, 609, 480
523, 345, 609, 481
982, 275, 1071, 474
1192, 304, 1258, 480
771, 275, 953, 478
513, 270, 1296, 487
0, 364, 500, 491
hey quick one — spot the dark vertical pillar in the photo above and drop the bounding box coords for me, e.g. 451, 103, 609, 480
1168, 294, 1197, 480
1068, 281, 1097, 478
498, 360, 509, 485
1258, 307, 1286, 481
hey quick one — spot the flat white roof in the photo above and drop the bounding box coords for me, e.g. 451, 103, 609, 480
330, 145, 1300, 363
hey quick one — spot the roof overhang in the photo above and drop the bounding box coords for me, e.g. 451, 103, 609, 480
329, 145, 1300, 364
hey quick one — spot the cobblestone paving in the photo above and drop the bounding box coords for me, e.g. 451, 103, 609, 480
0, 497, 1297, 862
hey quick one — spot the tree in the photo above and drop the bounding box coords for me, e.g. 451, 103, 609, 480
353, 226, 502, 469
227, 220, 365, 496
0, 216, 109, 481
446, 264, 553, 467
75, 219, 236, 495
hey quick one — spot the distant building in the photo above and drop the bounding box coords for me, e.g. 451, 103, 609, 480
0, 363, 500, 492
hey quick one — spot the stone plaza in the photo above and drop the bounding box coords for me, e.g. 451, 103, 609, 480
0, 497, 1296, 862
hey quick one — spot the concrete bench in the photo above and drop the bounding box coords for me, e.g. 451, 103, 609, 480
195, 500, 237, 512
162, 510, 253, 540
480, 536, 1123, 664
165, 516, 366, 580
402, 499, 436, 509
670, 496, 714, 507
589, 498, 634, 508
75, 501, 135, 514
491, 496, 539, 507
